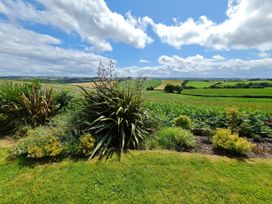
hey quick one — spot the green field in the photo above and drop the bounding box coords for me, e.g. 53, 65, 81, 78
182, 88, 272, 98
154, 80, 182, 90
187, 80, 272, 88
144, 91, 272, 111
0, 147, 272, 203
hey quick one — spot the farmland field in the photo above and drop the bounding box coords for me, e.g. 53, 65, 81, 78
182, 88, 272, 98
187, 80, 272, 88
154, 80, 182, 90
144, 91, 272, 111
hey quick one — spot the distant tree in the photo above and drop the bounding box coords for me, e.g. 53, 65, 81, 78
164, 84, 183, 94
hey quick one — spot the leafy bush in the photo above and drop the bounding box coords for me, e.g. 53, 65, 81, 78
239, 112, 272, 140
0, 81, 70, 135
173, 115, 192, 129
157, 127, 196, 151
75, 61, 153, 159
10, 127, 64, 159
164, 84, 182, 94
212, 129, 254, 155
226, 108, 243, 133
146, 86, 154, 91
78, 133, 96, 155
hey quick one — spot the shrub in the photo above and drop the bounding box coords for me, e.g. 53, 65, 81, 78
239, 113, 271, 141
226, 108, 243, 133
157, 127, 196, 151
173, 115, 192, 129
146, 86, 154, 91
75, 61, 153, 159
10, 127, 64, 159
164, 84, 182, 94
212, 129, 254, 155
0, 81, 70, 135
78, 133, 96, 155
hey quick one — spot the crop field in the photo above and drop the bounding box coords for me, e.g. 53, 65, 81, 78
182, 88, 272, 98
154, 80, 182, 90
144, 91, 272, 111
187, 80, 272, 88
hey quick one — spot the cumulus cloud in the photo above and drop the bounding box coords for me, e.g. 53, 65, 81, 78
258, 52, 270, 58
147, 0, 272, 51
0, 0, 152, 51
139, 59, 151, 64
0, 22, 108, 76
120, 54, 272, 78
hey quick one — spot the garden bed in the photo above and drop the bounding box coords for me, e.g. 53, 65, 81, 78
191, 136, 272, 158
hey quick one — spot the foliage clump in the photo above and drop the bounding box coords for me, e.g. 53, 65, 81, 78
164, 84, 182, 94
146, 86, 154, 91
0, 81, 71, 135
76, 61, 154, 159
10, 127, 64, 159
173, 115, 192, 130
212, 129, 254, 155
157, 127, 196, 151
78, 133, 96, 155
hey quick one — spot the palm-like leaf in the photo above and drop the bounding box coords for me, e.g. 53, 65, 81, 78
76, 79, 153, 160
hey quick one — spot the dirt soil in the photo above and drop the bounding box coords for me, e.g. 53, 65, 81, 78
191, 136, 272, 159
0, 139, 16, 148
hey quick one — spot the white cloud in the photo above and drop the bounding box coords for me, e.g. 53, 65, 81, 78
0, 22, 108, 76
120, 54, 272, 78
0, 0, 153, 52
139, 59, 150, 64
147, 0, 272, 51
258, 52, 270, 58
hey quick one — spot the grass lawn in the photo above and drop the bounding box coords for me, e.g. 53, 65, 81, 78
0, 147, 272, 203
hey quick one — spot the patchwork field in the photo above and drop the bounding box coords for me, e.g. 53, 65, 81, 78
154, 80, 182, 90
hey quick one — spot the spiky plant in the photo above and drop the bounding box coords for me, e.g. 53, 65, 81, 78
76, 61, 153, 159
0, 81, 69, 135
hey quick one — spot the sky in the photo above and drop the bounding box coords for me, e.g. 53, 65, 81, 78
0, 0, 272, 78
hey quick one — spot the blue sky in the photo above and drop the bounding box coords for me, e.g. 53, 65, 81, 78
0, 0, 272, 78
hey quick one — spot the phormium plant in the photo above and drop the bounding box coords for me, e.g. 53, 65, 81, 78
76, 61, 154, 159
0, 80, 70, 135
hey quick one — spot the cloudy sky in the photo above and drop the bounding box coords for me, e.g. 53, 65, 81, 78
0, 0, 272, 78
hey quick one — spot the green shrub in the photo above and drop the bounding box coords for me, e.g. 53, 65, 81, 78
0, 81, 70, 135
226, 108, 243, 133
164, 84, 182, 94
78, 133, 96, 155
212, 129, 254, 155
75, 61, 153, 159
173, 115, 192, 129
10, 127, 64, 159
157, 127, 196, 151
146, 86, 154, 91
239, 113, 271, 140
